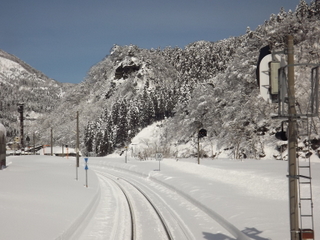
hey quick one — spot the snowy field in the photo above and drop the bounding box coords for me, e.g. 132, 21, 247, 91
0, 154, 319, 240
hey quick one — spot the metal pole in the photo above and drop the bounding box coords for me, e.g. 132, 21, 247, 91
76, 111, 79, 167
287, 35, 300, 240
76, 155, 78, 181
85, 158, 88, 187
197, 134, 200, 164
33, 132, 35, 155
20, 107, 23, 149
51, 128, 53, 156
18, 104, 24, 149
86, 169, 88, 188
75, 112, 80, 181
125, 147, 127, 163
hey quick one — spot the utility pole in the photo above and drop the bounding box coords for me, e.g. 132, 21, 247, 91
17, 104, 24, 149
76, 111, 79, 167
51, 128, 53, 156
197, 132, 200, 164
287, 35, 299, 240
33, 132, 35, 155
76, 111, 80, 180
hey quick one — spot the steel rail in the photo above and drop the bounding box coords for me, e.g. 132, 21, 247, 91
96, 171, 173, 240
118, 176, 174, 240
107, 177, 136, 240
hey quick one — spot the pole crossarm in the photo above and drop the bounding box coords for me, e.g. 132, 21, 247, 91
286, 63, 320, 67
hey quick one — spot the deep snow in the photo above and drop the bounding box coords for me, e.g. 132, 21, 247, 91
0, 153, 319, 240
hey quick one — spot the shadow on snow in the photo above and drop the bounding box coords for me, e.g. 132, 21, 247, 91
203, 227, 269, 240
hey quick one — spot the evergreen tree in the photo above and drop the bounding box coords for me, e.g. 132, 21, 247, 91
127, 100, 140, 138
296, 0, 310, 21
139, 87, 155, 127
111, 102, 120, 125
84, 123, 94, 154
95, 131, 103, 156
309, 0, 320, 17
116, 100, 129, 145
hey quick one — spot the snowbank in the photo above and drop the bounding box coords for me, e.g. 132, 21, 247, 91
0, 155, 99, 240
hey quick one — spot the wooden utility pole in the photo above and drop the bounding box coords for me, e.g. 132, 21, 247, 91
51, 128, 53, 156
197, 134, 200, 164
76, 111, 80, 181
18, 104, 24, 149
33, 132, 35, 155
287, 35, 299, 240
76, 111, 79, 167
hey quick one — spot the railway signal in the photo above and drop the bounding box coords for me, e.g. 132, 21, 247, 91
257, 36, 318, 240
156, 153, 163, 171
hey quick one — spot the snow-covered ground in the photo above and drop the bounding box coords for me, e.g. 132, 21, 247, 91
1, 153, 319, 240
0, 155, 99, 240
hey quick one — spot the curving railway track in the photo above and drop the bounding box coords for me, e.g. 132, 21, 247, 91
96, 171, 175, 240
78, 163, 249, 240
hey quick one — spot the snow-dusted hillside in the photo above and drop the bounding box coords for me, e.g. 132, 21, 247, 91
0, 50, 73, 141
2, 1, 320, 161
80, 1, 320, 159
42, 45, 180, 151
0, 57, 25, 82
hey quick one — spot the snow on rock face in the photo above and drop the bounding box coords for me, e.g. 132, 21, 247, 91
0, 57, 26, 72
115, 62, 141, 79
0, 57, 26, 84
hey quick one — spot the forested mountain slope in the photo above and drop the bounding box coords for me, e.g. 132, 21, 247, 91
0, 50, 73, 139
1, 0, 320, 160
82, 0, 320, 158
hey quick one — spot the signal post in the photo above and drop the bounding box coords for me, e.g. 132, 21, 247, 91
257, 35, 318, 240
287, 35, 299, 240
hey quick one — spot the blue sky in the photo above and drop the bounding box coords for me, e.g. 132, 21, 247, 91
0, 0, 308, 84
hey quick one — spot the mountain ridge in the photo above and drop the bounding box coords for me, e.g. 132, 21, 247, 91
0, 49, 74, 139
1, 0, 320, 160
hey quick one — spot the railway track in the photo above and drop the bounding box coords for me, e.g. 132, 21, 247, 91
96, 171, 177, 240
78, 161, 251, 240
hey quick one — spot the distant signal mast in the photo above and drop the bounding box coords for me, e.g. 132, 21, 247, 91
17, 103, 24, 149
